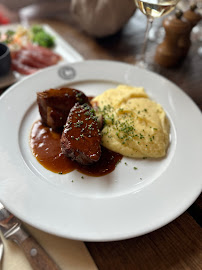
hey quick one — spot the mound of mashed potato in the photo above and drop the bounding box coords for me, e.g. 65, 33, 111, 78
91, 85, 170, 158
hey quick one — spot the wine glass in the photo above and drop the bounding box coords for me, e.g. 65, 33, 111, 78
134, 0, 181, 68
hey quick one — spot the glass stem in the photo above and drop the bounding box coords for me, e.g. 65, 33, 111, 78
140, 17, 153, 63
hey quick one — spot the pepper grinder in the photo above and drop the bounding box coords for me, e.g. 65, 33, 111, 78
179, 4, 202, 56
154, 10, 191, 68
184, 4, 201, 28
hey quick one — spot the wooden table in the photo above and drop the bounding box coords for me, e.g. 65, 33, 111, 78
3, 9, 202, 270
40, 13, 202, 270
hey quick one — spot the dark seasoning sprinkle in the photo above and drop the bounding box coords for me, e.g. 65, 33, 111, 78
62, 101, 153, 180
66, 103, 100, 141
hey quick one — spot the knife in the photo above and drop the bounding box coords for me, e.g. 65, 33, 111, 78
0, 203, 60, 270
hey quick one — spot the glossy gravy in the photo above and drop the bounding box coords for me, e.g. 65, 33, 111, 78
30, 120, 123, 176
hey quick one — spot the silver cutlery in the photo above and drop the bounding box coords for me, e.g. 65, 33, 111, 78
0, 234, 3, 269
0, 202, 60, 270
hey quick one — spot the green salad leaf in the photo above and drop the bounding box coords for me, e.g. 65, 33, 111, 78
3, 30, 15, 44
31, 25, 55, 48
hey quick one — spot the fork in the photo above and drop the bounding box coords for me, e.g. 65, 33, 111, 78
0, 234, 3, 270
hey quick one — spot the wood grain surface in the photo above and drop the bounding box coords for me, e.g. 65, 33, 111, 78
21, 236, 60, 270
43, 13, 202, 269
42, 11, 202, 270
86, 213, 202, 270
2, 8, 201, 269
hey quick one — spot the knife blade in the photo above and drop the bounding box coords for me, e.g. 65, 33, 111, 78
0, 202, 60, 270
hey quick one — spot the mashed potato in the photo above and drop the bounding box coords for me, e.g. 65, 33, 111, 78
92, 85, 170, 158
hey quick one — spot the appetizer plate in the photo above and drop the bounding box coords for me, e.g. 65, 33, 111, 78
0, 60, 201, 241
0, 24, 83, 88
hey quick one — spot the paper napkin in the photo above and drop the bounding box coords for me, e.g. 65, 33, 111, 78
0, 224, 97, 270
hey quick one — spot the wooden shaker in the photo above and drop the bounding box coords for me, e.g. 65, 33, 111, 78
184, 4, 201, 28
155, 10, 190, 67
179, 4, 202, 56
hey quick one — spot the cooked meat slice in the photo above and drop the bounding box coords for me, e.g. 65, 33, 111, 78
61, 103, 101, 165
37, 87, 89, 130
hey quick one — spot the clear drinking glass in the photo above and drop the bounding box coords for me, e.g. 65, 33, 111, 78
134, 0, 181, 68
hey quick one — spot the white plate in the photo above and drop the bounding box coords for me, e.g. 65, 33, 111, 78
0, 60, 201, 241
0, 24, 83, 88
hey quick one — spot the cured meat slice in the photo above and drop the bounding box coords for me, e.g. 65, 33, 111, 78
11, 58, 38, 75
61, 103, 102, 165
11, 44, 61, 74
37, 87, 89, 130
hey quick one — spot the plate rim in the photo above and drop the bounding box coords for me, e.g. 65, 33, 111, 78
0, 60, 202, 241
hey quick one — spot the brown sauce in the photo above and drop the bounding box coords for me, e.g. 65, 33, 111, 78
30, 120, 123, 176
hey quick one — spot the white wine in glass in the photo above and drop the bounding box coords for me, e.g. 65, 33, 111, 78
134, 0, 181, 67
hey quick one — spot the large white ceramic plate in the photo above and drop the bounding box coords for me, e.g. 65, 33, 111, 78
0, 60, 201, 241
